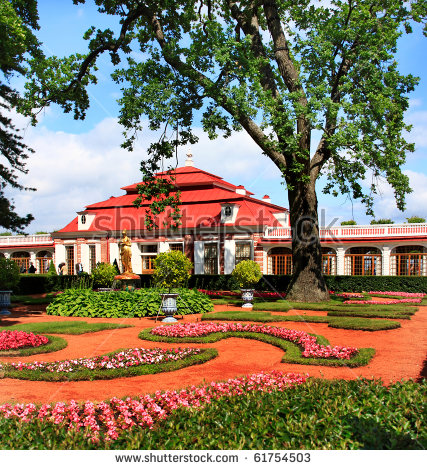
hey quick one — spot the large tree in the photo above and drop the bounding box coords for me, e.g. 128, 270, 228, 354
0, 0, 43, 232
23, 0, 426, 300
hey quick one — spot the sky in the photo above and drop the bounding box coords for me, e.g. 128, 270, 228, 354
5, 0, 427, 234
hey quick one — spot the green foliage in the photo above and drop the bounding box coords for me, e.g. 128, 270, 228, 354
90, 263, 117, 288
231, 260, 262, 289
47, 260, 57, 276
0, 379, 424, 449
0, 257, 20, 290
370, 219, 394, 224
406, 216, 426, 223
1, 348, 217, 382
140, 327, 375, 368
46, 288, 213, 318
325, 275, 427, 294
341, 220, 357, 226
0, 232, 12, 236
153, 251, 193, 291
0, 0, 42, 231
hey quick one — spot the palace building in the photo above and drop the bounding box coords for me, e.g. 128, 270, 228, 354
1, 154, 427, 276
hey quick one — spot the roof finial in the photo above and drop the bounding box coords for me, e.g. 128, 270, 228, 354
185, 148, 194, 167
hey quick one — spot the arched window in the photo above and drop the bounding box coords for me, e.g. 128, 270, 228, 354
391, 246, 426, 276
345, 247, 381, 276
36, 250, 53, 274
11, 251, 31, 272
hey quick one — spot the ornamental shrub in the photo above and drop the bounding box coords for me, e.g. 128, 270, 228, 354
47, 260, 57, 276
153, 251, 193, 292
370, 218, 394, 224
231, 260, 262, 289
46, 288, 213, 318
341, 220, 357, 225
90, 263, 117, 288
0, 257, 20, 291
406, 216, 426, 223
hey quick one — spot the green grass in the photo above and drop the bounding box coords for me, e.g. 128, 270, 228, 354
0, 335, 67, 357
201, 311, 401, 331
1, 378, 424, 449
1, 321, 131, 335
327, 317, 400, 331
327, 310, 411, 319
0, 347, 218, 381
139, 327, 375, 367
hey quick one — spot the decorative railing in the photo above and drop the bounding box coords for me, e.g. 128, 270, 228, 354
264, 224, 427, 240
0, 234, 53, 246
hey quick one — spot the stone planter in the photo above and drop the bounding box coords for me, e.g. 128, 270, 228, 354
241, 288, 255, 309
0, 290, 12, 315
160, 293, 179, 323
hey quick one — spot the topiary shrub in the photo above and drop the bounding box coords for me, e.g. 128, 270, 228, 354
153, 251, 193, 292
47, 260, 57, 276
90, 263, 117, 288
231, 260, 262, 289
0, 258, 20, 291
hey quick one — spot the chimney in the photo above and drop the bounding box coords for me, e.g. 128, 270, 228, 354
236, 185, 246, 195
185, 149, 194, 167
263, 195, 271, 203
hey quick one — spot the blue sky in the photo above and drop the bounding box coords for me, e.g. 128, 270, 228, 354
6, 1, 427, 233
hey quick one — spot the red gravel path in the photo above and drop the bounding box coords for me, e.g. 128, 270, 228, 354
0, 303, 425, 405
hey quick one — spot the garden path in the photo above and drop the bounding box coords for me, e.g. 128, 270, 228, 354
0, 302, 425, 404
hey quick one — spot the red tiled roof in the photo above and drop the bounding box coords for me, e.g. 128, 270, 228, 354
58, 166, 288, 233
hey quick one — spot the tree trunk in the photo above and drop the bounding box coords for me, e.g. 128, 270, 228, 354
286, 182, 330, 302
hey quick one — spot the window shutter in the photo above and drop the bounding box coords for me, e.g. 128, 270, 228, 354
194, 241, 204, 274
224, 240, 235, 274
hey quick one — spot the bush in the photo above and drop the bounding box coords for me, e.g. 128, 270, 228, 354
47, 260, 57, 276
91, 263, 117, 288
370, 219, 394, 224
406, 216, 425, 223
0, 258, 20, 291
46, 288, 213, 318
153, 251, 193, 291
341, 220, 357, 225
231, 260, 262, 289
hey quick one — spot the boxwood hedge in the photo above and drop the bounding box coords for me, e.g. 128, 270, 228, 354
46, 288, 213, 318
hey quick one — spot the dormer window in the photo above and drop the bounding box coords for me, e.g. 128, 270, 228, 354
81, 215, 86, 225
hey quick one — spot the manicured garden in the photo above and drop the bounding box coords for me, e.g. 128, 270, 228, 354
0, 285, 425, 449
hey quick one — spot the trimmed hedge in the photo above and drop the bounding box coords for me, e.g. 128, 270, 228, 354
16, 273, 427, 295
17, 274, 93, 295
46, 288, 213, 318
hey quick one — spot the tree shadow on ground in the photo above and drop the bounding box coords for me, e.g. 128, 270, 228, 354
416, 354, 427, 383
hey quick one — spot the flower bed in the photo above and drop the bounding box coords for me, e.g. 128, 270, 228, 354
334, 293, 365, 299
5, 347, 202, 373
151, 323, 358, 360
344, 299, 422, 305
368, 291, 425, 297
0, 330, 49, 351
0, 371, 307, 442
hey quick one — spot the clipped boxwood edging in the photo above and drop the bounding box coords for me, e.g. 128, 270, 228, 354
0, 335, 67, 357
46, 288, 213, 318
201, 311, 401, 331
139, 327, 375, 368
0, 347, 218, 381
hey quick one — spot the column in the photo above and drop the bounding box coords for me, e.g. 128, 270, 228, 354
336, 247, 345, 275
382, 246, 391, 276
